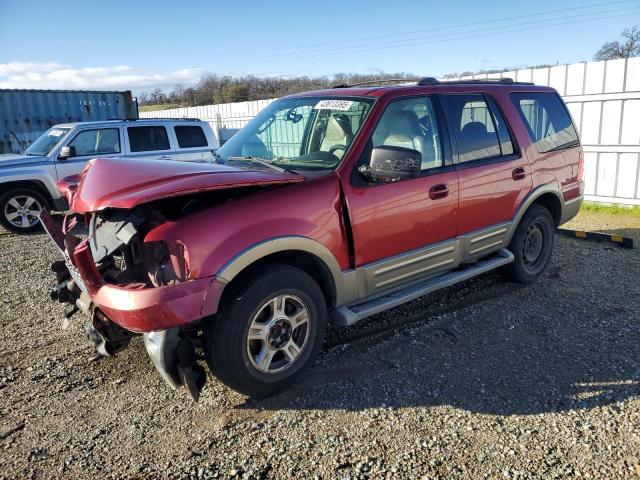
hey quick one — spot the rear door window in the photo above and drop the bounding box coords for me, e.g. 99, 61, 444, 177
510, 92, 579, 153
127, 126, 171, 152
68, 128, 120, 156
442, 94, 514, 163
174, 125, 208, 148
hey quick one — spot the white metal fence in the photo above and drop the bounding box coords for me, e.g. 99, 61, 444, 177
141, 56, 640, 205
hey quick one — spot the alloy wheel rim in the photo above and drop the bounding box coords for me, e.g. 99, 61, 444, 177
4, 195, 42, 228
246, 294, 311, 374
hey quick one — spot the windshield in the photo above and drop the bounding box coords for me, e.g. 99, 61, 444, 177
25, 127, 70, 155
216, 96, 373, 171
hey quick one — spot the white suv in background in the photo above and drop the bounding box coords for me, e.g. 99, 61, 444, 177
0, 119, 216, 233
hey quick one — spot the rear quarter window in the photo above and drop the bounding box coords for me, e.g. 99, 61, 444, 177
128, 126, 171, 152
174, 125, 208, 148
510, 92, 579, 153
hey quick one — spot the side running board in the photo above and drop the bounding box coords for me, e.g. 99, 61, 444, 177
332, 248, 514, 327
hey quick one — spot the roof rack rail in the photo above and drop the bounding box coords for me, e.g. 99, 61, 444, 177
418, 77, 534, 86
108, 117, 201, 121
332, 77, 534, 89
333, 78, 419, 88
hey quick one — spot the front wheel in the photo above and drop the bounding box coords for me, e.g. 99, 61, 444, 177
0, 188, 49, 234
203, 264, 328, 397
500, 204, 555, 284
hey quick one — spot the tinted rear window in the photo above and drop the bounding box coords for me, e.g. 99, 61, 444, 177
511, 93, 579, 153
174, 125, 208, 148
442, 94, 514, 163
127, 126, 170, 152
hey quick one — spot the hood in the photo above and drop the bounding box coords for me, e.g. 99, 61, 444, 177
62, 157, 304, 213
0, 153, 48, 169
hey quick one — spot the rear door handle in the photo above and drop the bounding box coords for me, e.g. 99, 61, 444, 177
429, 183, 449, 200
512, 167, 526, 180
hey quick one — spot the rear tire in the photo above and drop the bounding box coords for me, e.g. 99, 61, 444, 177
500, 204, 555, 284
0, 187, 50, 234
203, 264, 328, 398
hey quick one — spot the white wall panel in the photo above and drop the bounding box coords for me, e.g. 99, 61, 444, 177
532, 67, 549, 86
566, 103, 582, 134
585, 61, 605, 94
604, 58, 626, 93
566, 62, 586, 95
596, 153, 617, 197
583, 152, 598, 196
625, 57, 640, 91
580, 102, 601, 144
600, 101, 622, 145
616, 153, 639, 198
620, 100, 640, 145
515, 68, 533, 83
549, 65, 567, 95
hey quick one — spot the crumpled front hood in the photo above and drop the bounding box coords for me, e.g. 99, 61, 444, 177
0, 153, 48, 169
62, 157, 304, 213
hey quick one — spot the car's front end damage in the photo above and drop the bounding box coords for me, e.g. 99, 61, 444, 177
42, 157, 303, 400
42, 208, 221, 400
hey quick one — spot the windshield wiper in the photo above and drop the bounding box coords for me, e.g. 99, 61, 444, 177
226, 156, 299, 175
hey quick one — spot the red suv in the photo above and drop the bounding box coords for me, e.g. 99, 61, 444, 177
44, 78, 583, 400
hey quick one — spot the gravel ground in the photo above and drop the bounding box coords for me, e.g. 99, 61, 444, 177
1, 211, 639, 479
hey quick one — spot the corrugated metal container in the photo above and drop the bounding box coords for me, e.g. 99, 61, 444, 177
0, 89, 138, 153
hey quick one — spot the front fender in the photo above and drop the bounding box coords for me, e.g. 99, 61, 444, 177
0, 163, 62, 201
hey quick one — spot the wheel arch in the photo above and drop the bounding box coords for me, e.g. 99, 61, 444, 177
508, 185, 563, 242
215, 237, 357, 310
0, 179, 55, 208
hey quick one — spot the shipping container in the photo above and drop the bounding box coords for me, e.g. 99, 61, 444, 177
0, 89, 138, 153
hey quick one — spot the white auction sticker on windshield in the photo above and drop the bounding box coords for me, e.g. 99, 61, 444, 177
50, 129, 65, 137
314, 99, 354, 111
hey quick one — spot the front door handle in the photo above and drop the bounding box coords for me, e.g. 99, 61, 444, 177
429, 183, 449, 200
512, 167, 526, 180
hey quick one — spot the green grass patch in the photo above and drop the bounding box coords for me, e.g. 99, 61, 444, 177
580, 201, 640, 218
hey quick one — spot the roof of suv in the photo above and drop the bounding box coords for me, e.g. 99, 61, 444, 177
288, 80, 556, 99
53, 118, 204, 129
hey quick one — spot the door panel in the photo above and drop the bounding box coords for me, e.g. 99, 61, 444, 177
457, 159, 531, 234
440, 93, 532, 237
55, 127, 123, 180
347, 172, 459, 266
344, 94, 459, 296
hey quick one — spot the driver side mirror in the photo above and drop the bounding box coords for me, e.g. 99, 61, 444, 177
58, 146, 76, 159
359, 145, 421, 183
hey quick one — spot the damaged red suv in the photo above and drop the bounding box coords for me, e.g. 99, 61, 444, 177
44, 78, 583, 400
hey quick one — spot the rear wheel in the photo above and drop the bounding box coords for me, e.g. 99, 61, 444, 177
203, 264, 328, 397
0, 188, 49, 234
500, 204, 555, 284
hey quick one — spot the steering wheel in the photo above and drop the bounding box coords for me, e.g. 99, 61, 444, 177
329, 144, 348, 156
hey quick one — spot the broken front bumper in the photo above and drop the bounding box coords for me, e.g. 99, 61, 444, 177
41, 210, 224, 333
41, 210, 214, 400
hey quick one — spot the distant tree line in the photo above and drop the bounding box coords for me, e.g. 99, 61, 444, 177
138, 72, 417, 107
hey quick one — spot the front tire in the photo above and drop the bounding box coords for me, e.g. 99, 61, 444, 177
203, 264, 328, 398
500, 204, 555, 284
0, 188, 50, 234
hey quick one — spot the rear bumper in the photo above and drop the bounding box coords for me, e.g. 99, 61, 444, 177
41, 210, 224, 333
560, 180, 584, 225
